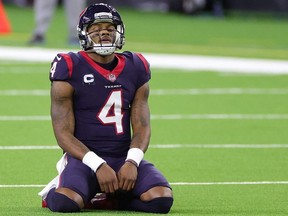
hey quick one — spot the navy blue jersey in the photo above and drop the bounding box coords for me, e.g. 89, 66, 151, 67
49, 51, 151, 157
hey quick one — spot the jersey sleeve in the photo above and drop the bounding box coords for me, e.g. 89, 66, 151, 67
49, 53, 73, 82
134, 53, 151, 88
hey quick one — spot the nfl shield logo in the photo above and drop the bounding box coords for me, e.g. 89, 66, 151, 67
107, 73, 116, 82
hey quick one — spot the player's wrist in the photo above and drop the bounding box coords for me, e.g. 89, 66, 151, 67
82, 151, 106, 172
125, 148, 144, 167
125, 159, 138, 167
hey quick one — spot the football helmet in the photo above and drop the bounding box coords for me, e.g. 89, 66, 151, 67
77, 3, 125, 55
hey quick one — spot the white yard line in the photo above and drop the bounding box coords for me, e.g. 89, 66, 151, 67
1, 144, 288, 150
0, 116, 51, 121
151, 144, 288, 149
145, 53, 288, 74
1, 181, 288, 188
1, 88, 288, 96
1, 114, 288, 121
150, 88, 288, 95
150, 114, 288, 120
170, 181, 288, 186
0, 146, 60, 150
0, 90, 49, 96
1, 46, 288, 74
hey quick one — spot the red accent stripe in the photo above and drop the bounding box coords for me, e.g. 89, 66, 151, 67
114, 54, 126, 77
135, 53, 149, 73
79, 7, 87, 18
61, 54, 73, 78
79, 51, 126, 80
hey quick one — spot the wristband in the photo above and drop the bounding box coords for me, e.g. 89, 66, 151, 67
82, 151, 106, 172
125, 148, 144, 167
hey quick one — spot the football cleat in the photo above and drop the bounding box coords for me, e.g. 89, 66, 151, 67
27, 34, 45, 45
42, 199, 47, 208
85, 193, 118, 210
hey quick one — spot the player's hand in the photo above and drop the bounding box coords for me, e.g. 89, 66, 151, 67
96, 163, 119, 193
117, 161, 138, 191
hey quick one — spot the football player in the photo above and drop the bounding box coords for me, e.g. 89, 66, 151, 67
38, 3, 173, 213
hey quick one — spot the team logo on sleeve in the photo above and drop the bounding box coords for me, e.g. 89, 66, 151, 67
83, 74, 95, 85
56, 55, 62, 61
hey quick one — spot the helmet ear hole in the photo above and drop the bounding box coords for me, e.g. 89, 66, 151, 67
77, 27, 89, 50
115, 24, 125, 49
77, 3, 125, 55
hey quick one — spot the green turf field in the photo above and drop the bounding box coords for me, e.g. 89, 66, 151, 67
1, 4, 288, 216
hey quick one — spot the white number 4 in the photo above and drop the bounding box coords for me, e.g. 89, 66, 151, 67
50, 62, 57, 78
98, 90, 124, 134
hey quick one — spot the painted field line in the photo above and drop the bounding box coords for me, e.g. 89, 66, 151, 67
1, 181, 288, 188
170, 181, 288, 186
0, 90, 49, 96
1, 46, 288, 74
1, 144, 288, 150
0, 185, 46, 188
151, 88, 288, 95
1, 114, 288, 121
151, 114, 288, 120
0, 146, 60, 150
0, 116, 51, 121
145, 53, 288, 74
2, 88, 288, 96
151, 144, 288, 149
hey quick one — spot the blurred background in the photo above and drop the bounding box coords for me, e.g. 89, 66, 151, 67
1, 0, 288, 60
3, 0, 288, 16
3, 0, 288, 15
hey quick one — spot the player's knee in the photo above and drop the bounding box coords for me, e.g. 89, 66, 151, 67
143, 197, 174, 214
46, 190, 81, 212
155, 197, 174, 213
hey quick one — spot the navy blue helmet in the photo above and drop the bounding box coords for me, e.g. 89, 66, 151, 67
77, 3, 125, 55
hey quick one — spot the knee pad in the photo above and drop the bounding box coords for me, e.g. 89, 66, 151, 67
46, 189, 81, 212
